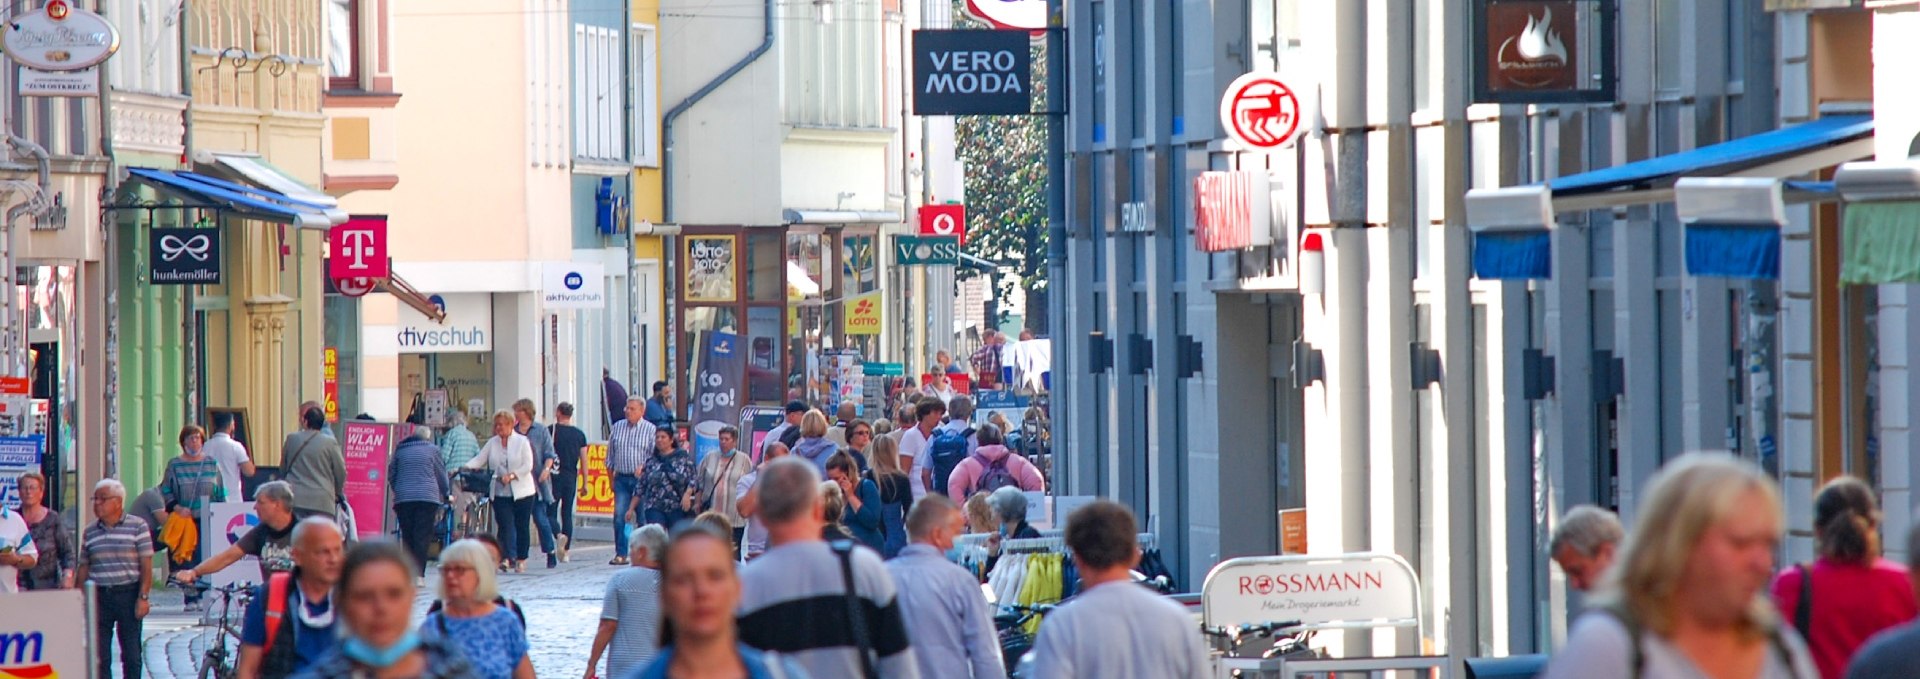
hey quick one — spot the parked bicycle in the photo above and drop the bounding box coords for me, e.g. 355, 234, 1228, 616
455, 468, 496, 538
175, 577, 256, 679
1201, 618, 1321, 666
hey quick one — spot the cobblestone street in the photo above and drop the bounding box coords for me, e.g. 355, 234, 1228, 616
126, 536, 626, 679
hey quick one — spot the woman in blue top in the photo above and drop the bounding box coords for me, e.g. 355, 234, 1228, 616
824, 451, 885, 552
422, 539, 535, 679
631, 523, 808, 679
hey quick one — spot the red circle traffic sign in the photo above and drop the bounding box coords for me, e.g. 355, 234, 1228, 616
1219, 72, 1302, 150
335, 276, 377, 298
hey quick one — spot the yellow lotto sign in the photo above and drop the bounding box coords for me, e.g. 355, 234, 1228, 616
845, 292, 883, 335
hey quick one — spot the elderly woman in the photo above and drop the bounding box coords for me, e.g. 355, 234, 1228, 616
15, 472, 73, 590
1543, 453, 1818, 679
294, 541, 473, 679
423, 540, 536, 679
631, 524, 807, 678
161, 423, 226, 609
792, 410, 839, 471
389, 425, 450, 579
464, 412, 537, 573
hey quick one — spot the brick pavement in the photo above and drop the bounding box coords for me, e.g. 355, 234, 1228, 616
131, 536, 632, 679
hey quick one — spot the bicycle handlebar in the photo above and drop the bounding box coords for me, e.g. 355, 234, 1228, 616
173, 576, 257, 594
1201, 620, 1306, 642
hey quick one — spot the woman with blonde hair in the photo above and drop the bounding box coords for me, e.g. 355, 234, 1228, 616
1544, 453, 1817, 679
869, 435, 912, 557
792, 410, 839, 471
462, 411, 537, 572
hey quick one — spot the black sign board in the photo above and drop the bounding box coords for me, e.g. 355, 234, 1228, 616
1472, 0, 1615, 104
913, 29, 1032, 115
150, 227, 222, 285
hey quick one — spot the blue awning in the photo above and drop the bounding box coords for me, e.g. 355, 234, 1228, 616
1686, 223, 1781, 279
1472, 231, 1552, 280
125, 168, 337, 229
1548, 115, 1874, 196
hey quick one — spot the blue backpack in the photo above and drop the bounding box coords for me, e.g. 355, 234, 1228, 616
928, 426, 974, 496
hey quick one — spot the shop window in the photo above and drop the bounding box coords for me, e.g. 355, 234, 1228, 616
787, 232, 828, 300
746, 232, 784, 302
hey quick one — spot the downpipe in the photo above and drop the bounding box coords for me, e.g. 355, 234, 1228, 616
2, 135, 53, 379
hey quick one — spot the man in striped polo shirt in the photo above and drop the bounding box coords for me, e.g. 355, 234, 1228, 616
75, 478, 155, 679
737, 457, 919, 679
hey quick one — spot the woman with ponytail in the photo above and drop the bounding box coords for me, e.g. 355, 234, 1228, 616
1769, 476, 1917, 678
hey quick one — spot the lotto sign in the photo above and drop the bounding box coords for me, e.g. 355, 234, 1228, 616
1219, 72, 1303, 150
844, 291, 883, 336
329, 217, 389, 280
918, 204, 967, 245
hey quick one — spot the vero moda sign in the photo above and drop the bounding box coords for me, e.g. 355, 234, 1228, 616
913, 29, 1031, 116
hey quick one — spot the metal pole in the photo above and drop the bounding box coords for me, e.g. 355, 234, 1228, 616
1330, 0, 1371, 655
1044, 0, 1067, 489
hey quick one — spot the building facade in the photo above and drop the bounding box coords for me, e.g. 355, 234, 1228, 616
1050, 0, 1886, 662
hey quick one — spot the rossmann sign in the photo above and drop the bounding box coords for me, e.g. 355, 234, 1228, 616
1202, 553, 1422, 630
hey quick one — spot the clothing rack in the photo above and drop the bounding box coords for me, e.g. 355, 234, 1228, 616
1004, 536, 1067, 554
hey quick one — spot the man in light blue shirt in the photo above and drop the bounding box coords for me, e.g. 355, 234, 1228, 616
608, 397, 657, 565
886, 495, 1006, 679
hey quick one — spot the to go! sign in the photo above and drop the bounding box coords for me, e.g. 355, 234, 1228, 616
913, 29, 1032, 116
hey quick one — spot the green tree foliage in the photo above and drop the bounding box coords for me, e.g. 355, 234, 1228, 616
952, 11, 1050, 332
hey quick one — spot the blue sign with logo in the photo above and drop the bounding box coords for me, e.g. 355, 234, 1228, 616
0, 436, 44, 510
694, 331, 746, 431
564, 271, 584, 290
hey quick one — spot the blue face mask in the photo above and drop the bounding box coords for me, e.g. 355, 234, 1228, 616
945, 545, 965, 563
343, 630, 421, 668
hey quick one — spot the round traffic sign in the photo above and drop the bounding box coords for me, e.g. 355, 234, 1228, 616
1219, 72, 1303, 151
336, 276, 377, 298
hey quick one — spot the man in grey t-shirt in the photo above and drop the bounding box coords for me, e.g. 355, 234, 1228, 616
585, 524, 667, 679
1031, 501, 1207, 679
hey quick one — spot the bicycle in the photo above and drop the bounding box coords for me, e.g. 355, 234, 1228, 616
176, 577, 256, 679
455, 468, 496, 538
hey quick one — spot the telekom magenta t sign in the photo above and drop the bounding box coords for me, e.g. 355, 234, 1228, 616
329, 216, 389, 280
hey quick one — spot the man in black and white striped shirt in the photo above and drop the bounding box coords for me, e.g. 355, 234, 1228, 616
76, 478, 154, 679
737, 457, 919, 679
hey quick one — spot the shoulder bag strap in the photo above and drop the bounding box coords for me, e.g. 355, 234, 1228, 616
285, 433, 317, 471
264, 572, 292, 651
1599, 603, 1644, 679
1794, 563, 1813, 642
832, 540, 879, 679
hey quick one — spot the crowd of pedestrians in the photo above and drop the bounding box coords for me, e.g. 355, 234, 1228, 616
1543, 452, 1920, 679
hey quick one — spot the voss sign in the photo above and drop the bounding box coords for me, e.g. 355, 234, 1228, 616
913, 29, 1031, 115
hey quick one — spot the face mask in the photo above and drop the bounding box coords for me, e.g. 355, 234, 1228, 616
343, 630, 421, 668
944, 545, 965, 563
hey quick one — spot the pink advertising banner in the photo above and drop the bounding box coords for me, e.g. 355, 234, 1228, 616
340, 421, 394, 540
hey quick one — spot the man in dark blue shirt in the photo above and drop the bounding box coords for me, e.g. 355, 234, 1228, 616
236, 518, 344, 678
645, 380, 676, 430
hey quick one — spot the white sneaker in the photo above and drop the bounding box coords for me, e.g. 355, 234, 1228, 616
558, 534, 570, 563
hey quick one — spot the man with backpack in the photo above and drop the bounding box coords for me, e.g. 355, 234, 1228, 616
946, 423, 1045, 502
927, 396, 981, 498
235, 517, 344, 679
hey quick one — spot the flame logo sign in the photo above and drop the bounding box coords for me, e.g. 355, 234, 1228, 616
1515, 7, 1568, 64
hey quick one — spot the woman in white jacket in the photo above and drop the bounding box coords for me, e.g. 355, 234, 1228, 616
465, 411, 537, 572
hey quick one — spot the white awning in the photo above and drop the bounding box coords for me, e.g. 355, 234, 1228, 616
783, 209, 900, 224
194, 151, 349, 228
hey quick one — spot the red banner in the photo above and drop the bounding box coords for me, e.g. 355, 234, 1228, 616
322, 347, 339, 423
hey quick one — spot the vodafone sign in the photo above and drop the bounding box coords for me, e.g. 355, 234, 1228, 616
1201, 553, 1422, 630
919, 204, 967, 245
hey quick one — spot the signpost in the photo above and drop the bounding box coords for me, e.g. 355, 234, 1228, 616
893, 235, 961, 266
912, 29, 1033, 116
918, 204, 968, 244
1218, 72, 1303, 151
328, 216, 389, 280
149, 228, 223, 284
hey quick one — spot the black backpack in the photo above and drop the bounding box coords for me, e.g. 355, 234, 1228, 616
928, 426, 974, 496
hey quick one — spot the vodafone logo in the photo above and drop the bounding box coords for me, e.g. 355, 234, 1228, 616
918, 205, 968, 245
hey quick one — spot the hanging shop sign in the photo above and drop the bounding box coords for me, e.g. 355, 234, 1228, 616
2, 1, 120, 71
1473, 0, 1616, 104
964, 0, 1045, 30
0, 589, 90, 679
844, 291, 884, 336
1193, 171, 1274, 252
894, 235, 961, 266
395, 292, 492, 353
542, 261, 607, 310
1219, 72, 1303, 150
322, 348, 340, 423
18, 67, 98, 96
919, 204, 968, 245
1202, 553, 1423, 630
685, 235, 738, 303
912, 29, 1032, 116
328, 216, 389, 280
149, 227, 223, 285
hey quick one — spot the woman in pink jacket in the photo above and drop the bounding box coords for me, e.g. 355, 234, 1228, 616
947, 423, 1046, 502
